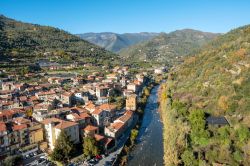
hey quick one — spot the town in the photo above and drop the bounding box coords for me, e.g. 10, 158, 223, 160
0, 60, 166, 166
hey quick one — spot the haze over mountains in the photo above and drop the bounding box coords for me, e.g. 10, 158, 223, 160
0, 14, 221, 68
120, 29, 220, 65
77, 32, 158, 52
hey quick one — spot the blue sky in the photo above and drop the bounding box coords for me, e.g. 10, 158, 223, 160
0, 0, 249, 34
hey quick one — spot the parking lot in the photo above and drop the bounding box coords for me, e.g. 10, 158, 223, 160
23, 152, 54, 166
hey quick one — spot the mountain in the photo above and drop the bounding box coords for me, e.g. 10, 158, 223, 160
76, 32, 158, 52
119, 29, 220, 65
0, 15, 117, 65
160, 25, 250, 165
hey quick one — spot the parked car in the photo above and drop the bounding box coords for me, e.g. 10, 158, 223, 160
95, 155, 102, 160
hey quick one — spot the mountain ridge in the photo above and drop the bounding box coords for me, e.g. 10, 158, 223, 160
119, 29, 220, 65
76, 32, 159, 52
0, 15, 117, 65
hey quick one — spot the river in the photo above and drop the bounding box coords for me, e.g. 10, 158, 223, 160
128, 85, 163, 166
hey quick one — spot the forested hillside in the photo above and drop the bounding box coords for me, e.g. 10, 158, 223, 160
0, 15, 117, 65
160, 25, 250, 165
120, 29, 219, 65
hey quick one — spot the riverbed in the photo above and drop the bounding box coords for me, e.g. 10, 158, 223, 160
128, 85, 163, 166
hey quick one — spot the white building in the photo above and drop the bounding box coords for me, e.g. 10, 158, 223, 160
41, 118, 79, 150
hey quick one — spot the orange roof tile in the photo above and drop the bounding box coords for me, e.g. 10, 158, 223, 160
0, 122, 6, 132
13, 117, 31, 124
70, 107, 88, 113
54, 120, 78, 130
41, 118, 78, 129
79, 112, 91, 119
29, 96, 39, 101
99, 103, 117, 111
19, 96, 27, 102
61, 92, 73, 97
85, 102, 96, 110
84, 125, 98, 131
91, 108, 104, 115
94, 134, 104, 141
12, 124, 27, 131
41, 118, 62, 125
111, 122, 124, 131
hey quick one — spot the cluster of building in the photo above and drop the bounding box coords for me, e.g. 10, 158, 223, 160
0, 65, 148, 160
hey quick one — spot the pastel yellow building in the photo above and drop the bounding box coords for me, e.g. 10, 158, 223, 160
126, 94, 137, 111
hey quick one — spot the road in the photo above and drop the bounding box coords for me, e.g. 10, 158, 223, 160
96, 114, 138, 166
23, 153, 47, 166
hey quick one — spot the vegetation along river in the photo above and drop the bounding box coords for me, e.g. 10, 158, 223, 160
128, 85, 163, 166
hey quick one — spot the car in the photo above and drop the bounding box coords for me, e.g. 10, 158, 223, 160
88, 158, 97, 164
89, 158, 95, 162
40, 155, 46, 159
38, 158, 45, 163
95, 155, 102, 160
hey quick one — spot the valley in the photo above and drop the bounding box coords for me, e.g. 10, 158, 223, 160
0, 2, 249, 165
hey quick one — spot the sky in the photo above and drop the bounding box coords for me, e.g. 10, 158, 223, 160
0, 0, 249, 34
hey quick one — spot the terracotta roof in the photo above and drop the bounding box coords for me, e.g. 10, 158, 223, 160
94, 134, 104, 141
54, 120, 78, 130
70, 107, 88, 113
99, 103, 117, 111
68, 113, 88, 121
84, 125, 98, 131
107, 73, 117, 77
111, 122, 124, 131
104, 137, 114, 146
29, 96, 39, 101
34, 103, 50, 110
41, 118, 61, 125
0, 110, 16, 118
19, 96, 27, 102
85, 102, 96, 110
116, 110, 133, 123
12, 124, 27, 131
79, 112, 91, 119
0, 122, 6, 132
13, 117, 31, 124
91, 108, 104, 115
41, 118, 78, 129
61, 92, 73, 97
0, 90, 13, 95
36, 90, 55, 96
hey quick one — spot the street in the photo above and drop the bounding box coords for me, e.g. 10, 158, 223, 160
95, 114, 138, 166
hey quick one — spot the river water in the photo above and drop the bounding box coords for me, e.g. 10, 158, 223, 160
128, 85, 163, 166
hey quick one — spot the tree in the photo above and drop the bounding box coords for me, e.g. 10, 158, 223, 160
3, 155, 22, 166
218, 96, 229, 112
144, 87, 150, 96
130, 129, 139, 144
25, 108, 33, 117
83, 137, 100, 157
236, 125, 250, 143
51, 131, 74, 162
188, 109, 209, 146
181, 150, 198, 166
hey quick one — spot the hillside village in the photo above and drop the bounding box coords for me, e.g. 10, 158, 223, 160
0, 62, 156, 165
